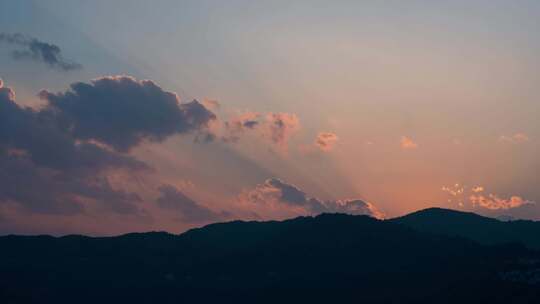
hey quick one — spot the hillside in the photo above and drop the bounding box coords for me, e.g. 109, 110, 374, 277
392, 207, 540, 249
1, 212, 540, 303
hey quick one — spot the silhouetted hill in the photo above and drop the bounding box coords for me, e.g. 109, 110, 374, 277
392, 207, 540, 249
1, 213, 540, 303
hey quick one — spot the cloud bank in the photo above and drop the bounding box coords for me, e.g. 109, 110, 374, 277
0, 76, 216, 217
39, 76, 215, 151
241, 178, 383, 218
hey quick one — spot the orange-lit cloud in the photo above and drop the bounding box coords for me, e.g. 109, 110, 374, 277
469, 194, 533, 210
498, 133, 530, 144
202, 98, 220, 110
400, 136, 418, 149
441, 184, 535, 211
471, 186, 484, 193
442, 184, 466, 206
315, 132, 339, 151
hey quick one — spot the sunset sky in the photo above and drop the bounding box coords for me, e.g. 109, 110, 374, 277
1, 0, 539, 235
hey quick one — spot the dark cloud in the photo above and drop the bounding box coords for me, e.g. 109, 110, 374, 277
267, 178, 311, 205
0, 33, 82, 71
157, 185, 223, 223
0, 79, 146, 214
0, 75, 217, 216
39, 76, 216, 151
244, 178, 383, 218
243, 120, 259, 129
0, 80, 145, 172
0, 155, 141, 215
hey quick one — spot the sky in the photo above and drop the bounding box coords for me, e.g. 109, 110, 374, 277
0, 0, 539, 235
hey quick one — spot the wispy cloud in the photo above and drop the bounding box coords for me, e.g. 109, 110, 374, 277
0, 33, 82, 71
498, 133, 530, 144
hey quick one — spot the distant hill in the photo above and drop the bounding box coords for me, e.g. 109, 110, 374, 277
1, 212, 540, 303
392, 207, 540, 250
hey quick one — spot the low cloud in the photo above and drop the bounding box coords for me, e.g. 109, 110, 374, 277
0, 76, 216, 217
400, 136, 418, 149
241, 178, 383, 218
469, 194, 533, 210
0, 33, 82, 71
157, 185, 224, 223
0, 79, 145, 214
441, 183, 535, 213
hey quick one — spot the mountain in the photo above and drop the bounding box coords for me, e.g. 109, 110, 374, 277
1, 212, 540, 303
392, 207, 540, 250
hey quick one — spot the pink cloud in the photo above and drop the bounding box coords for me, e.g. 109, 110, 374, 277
498, 133, 530, 144
315, 132, 339, 152
221, 111, 300, 150
400, 136, 418, 149
469, 194, 534, 210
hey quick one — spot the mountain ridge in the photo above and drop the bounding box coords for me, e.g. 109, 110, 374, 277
1, 208, 540, 303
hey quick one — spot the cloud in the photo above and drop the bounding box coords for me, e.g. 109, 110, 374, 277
499, 133, 530, 144
221, 111, 300, 150
471, 186, 484, 193
241, 178, 383, 218
469, 194, 534, 210
0, 75, 217, 216
441, 184, 466, 206
265, 113, 300, 149
0, 33, 82, 71
39, 76, 216, 151
441, 183, 535, 213
201, 98, 220, 110
157, 185, 223, 223
222, 112, 262, 143
315, 132, 339, 151
400, 136, 418, 149
0, 79, 146, 214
